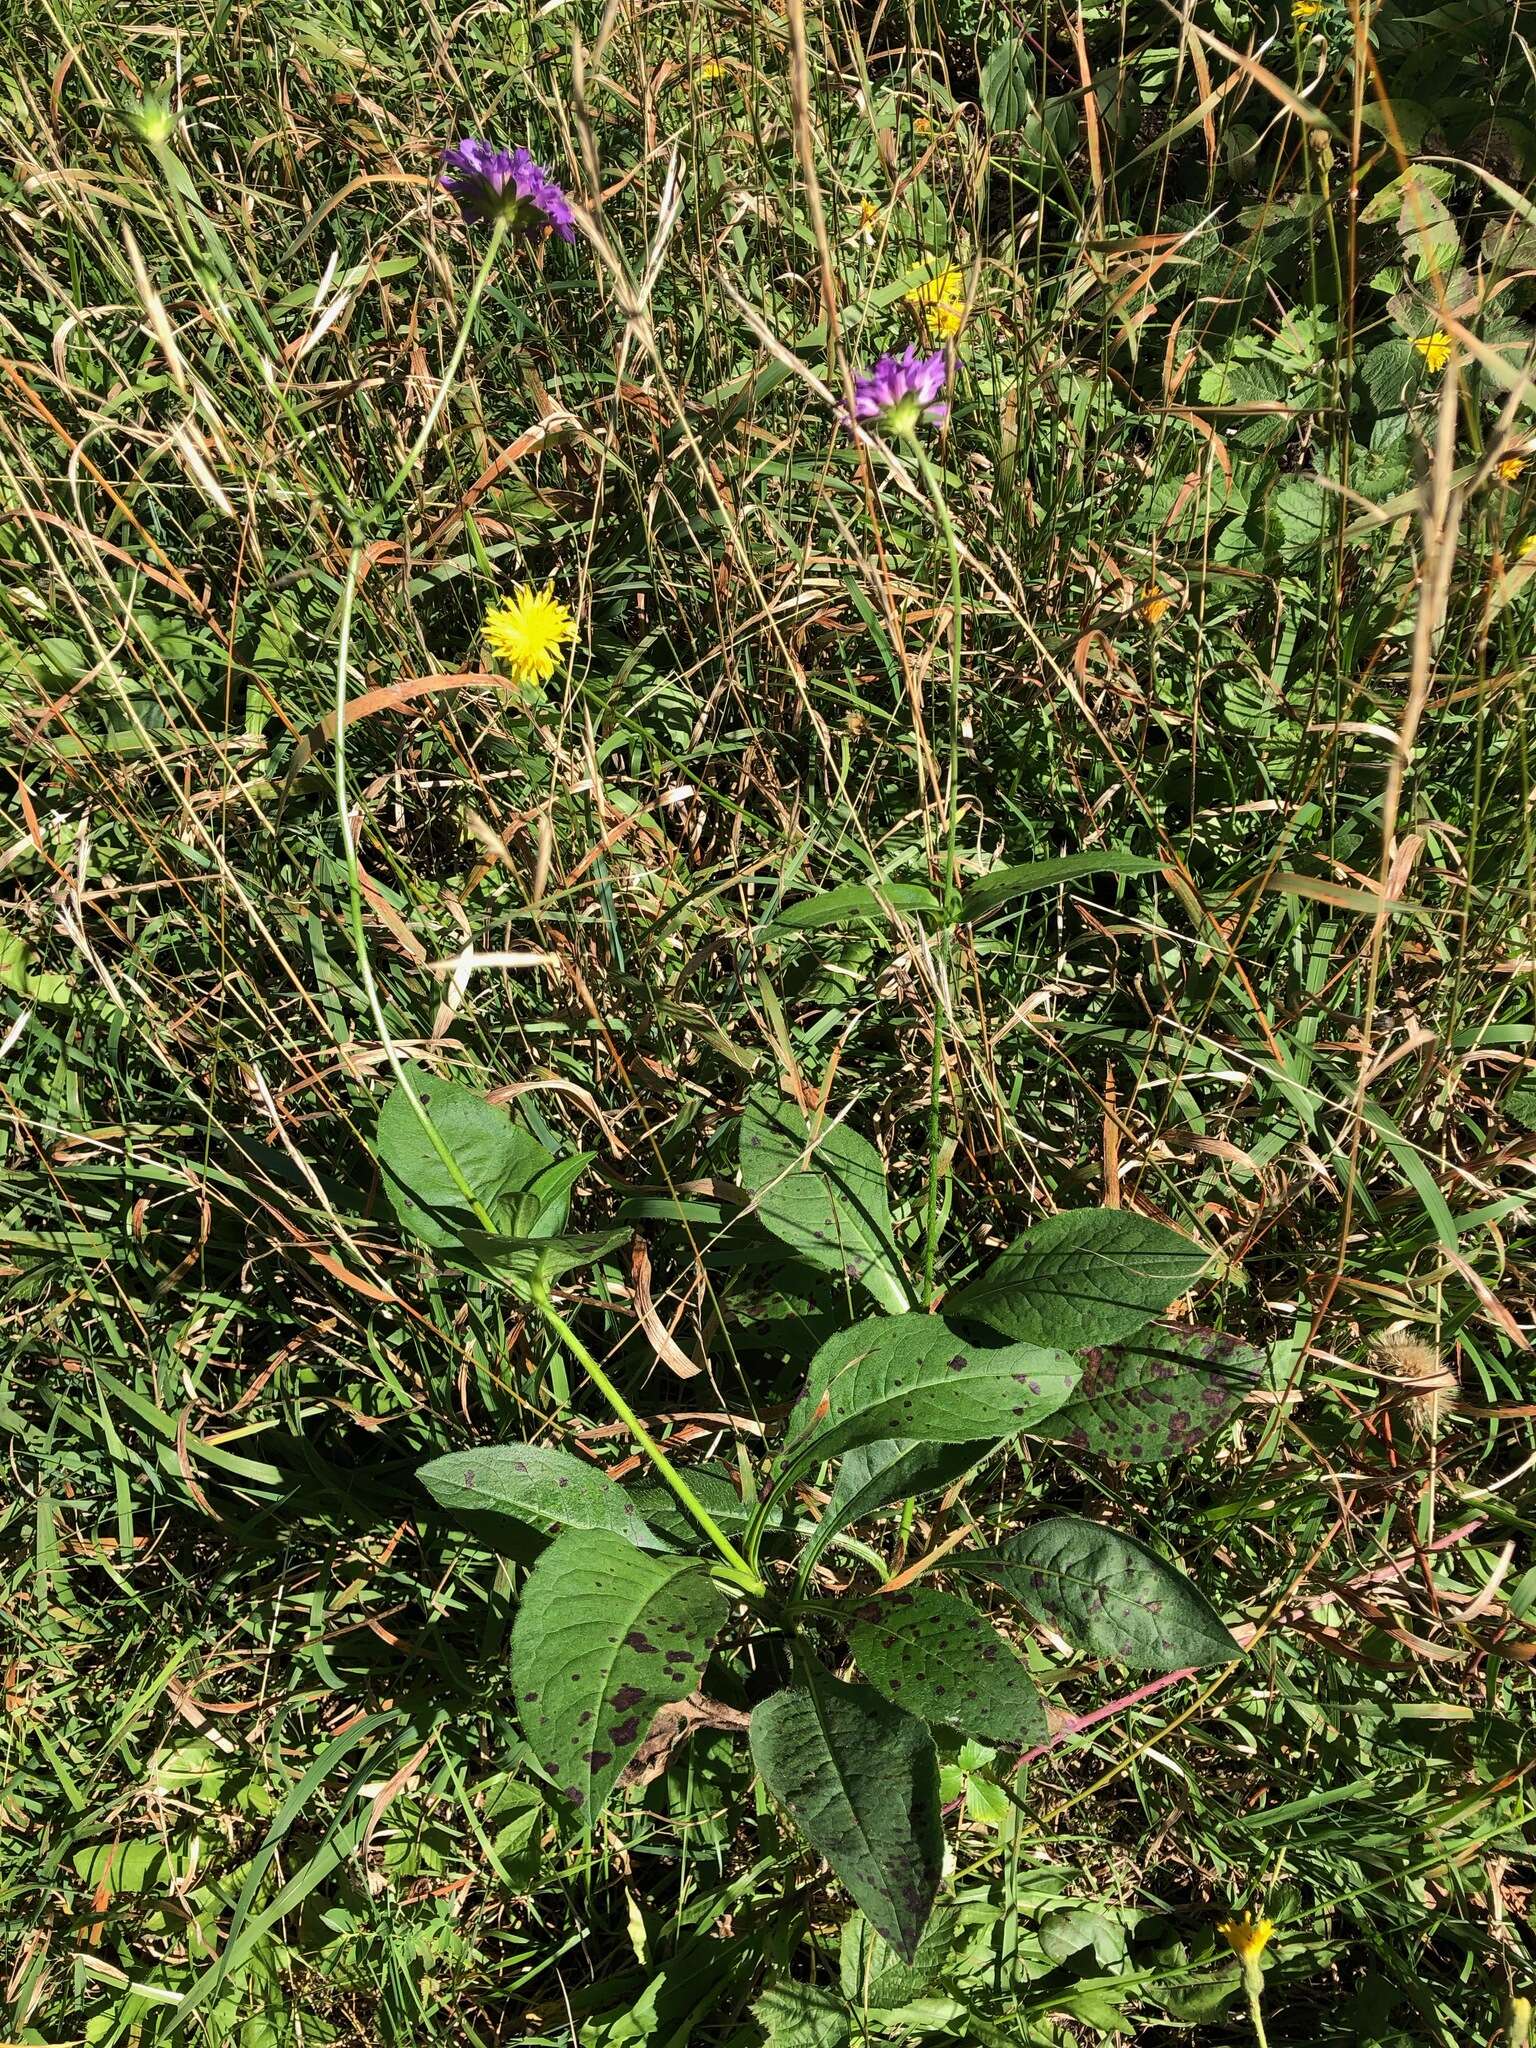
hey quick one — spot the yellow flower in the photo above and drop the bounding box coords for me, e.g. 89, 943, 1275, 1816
482, 584, 576, 685
856, 196, 881, 235
698, 58, 726, 80
1520, 534, 1536, 559
905, 264, 967, 339
1292, 0, 1322, 18
913, 115, 933, 137
1413, 330, 1452, 373
1498, 451, 1528, 484
1139, 581, 1175, 625
1218, 1911, 1275, 1963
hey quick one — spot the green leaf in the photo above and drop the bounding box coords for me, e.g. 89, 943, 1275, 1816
955, 851, 1161, 927
1505, 1079, 1536, 1132
947, 1209, 1208, 1351
1269, 476, 1332, 558
968, 1516, 1240, 1672
980, 36, 1032, 134
418, 1445, 658, 1545
751, 1981, 849, 2048
0, 932, 71, 1007
784, 1314, 1079, 1472
751, 1666, 943, 1963
458, 1225, 631, 1299
1034, 1325, 1264, 1463
767, 882, 938, 933
1359, 338, 1420, 413
376, 1062, 564, 1255
623, 1466, 757, 1551
851, 1588, 1048, 1748
825, 1439, 981, 1525
800, 1439, 983, 1575
738, 1092, 909, 1313
839, 1901, 959, 2008
511, 1529, 725, 1817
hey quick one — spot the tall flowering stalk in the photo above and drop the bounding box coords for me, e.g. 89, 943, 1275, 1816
844, 342, 959, 1297
330, 140, 760, 1591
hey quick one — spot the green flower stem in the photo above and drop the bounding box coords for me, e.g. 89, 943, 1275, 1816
913, 443, 964, 1303
331, 217, 764, 1600
334, 543, 499, 1229
332, 216, 514, 1225
535, 1296, 766, 1596
381, 218, 507, 509
1241, 1961, 1270, 2048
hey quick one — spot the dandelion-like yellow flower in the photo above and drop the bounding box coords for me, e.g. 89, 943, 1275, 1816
482, 584, 576, 685
913, 114, 933, 138
1218, 1911, 1275, 1963
1413, 330, 1452, 373
856, 196, 882, 235
1292, 0, 1323, 19
1520, 534, 1536, 559
1498, 451, 1528, 484
1139, 582, 1175, 625
905, 264, 967, 339
698, 57, 726, 80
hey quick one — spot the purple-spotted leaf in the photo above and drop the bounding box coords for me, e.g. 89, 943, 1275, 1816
751, 1664, 942, 1963
511, 1528, 725, 1818
783, 1314, 1078, 1476
947, 1209, 1209, 1351
966, 1516, 1240, 1672
738, 1091, 910, 1313
851, 1588, 1048, 1748
1034, 1325, 1264, 1463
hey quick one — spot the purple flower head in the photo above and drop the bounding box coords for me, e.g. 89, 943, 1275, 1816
847, 345, 949, 437
440, 139, 576, 241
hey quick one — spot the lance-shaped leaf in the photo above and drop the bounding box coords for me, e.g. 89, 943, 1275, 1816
851, 1588, 1048, 1748
511, 1528, 725, 1816
799, 1439, 985, 1577
965, 1516, 1240, 1672
418, 1444, 657, 1546
751, 1665, 942, 1962
783, 1314, 1078, 1475
1035, 1325, 1264, 1463
947, 1208, 1209, 1351
738, 1092, 909, 1313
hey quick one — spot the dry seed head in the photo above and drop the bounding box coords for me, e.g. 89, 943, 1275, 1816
1374, 1329, 1457, 1438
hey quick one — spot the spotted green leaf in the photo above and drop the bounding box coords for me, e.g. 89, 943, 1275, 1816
851, 1588, 1048, 1748
511, 1528, 725, 1817
418, 1444, 656, 1545
947, 1209, 1209, 1352
738, 1092, 909, 1313
784, 1313, 1078, 1475
967, 1516, 1240, 1672
1035, 1325, 1264, 1463
751, 1664, 942, 1963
